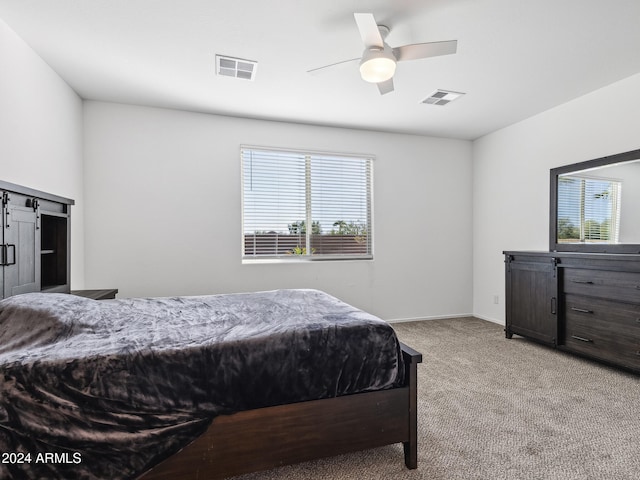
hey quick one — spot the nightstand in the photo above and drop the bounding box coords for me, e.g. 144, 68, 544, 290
71, 289, 119, 300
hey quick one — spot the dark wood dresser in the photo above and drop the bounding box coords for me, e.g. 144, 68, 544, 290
504, 251, 640, 373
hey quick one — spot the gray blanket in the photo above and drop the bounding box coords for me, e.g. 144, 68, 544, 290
0, 289, 404, 479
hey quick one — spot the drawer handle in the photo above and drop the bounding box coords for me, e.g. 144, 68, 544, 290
571, 307, 594, 314
571, 280, 594, 284
571, 335, 593, 343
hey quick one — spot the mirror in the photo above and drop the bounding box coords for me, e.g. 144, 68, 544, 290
550, 148, 640, 253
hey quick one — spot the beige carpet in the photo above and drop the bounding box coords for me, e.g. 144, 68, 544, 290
235, 317, 640, 480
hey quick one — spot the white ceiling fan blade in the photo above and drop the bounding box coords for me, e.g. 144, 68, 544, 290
393, 40, 457, 62
307, 57, 360, 75
354, 13, 384, 48
377, 77, 394, 95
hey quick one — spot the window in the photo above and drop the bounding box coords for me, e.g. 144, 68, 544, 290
557, 175, 622, 243
241, 146, 373, 260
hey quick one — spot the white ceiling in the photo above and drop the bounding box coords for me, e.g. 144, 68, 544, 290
2, 0, 640, 140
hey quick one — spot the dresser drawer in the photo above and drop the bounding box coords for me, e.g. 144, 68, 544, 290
563, 268, 640, 303
564, 295, 640, 369
564, 294, 640, 335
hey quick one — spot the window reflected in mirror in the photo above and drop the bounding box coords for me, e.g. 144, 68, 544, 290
556, 159, 640, 246
557, 175, 621, 244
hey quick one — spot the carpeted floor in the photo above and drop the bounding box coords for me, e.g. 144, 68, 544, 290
235, 317, 640, 480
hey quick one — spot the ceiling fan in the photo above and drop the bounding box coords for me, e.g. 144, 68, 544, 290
309, 13, 457, 95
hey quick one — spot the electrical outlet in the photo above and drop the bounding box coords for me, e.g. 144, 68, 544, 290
493, 295, 499, 304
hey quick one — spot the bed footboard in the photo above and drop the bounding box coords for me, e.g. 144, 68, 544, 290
400, 341, 423, 469
141, 342, 422, 479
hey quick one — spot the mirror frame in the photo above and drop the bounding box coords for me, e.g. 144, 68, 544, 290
550, 148, 640, 254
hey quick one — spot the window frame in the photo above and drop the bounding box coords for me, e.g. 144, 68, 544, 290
240, 145, 374, 262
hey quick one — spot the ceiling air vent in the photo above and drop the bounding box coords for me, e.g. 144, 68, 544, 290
215, 55, 258, 81
421, 89, 465, 106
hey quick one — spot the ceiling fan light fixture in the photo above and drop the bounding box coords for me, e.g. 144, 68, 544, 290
359, 48, 396, 83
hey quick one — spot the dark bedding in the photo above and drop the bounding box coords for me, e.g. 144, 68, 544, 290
0, 289, 404, 479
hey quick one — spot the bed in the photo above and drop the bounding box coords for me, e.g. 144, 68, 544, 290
0, 289, 422, 479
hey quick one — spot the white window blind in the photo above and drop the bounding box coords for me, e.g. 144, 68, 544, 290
242, 147, 372, 260
557, 175, 621, 243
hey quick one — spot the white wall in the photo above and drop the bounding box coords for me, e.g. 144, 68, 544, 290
83, 101, 473, 321
473, 72, 640, 323
0, 18, 85, 288
7, 10, 640, 325
599, 162, 640, 243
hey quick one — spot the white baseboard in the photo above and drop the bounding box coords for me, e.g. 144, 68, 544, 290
386, 313, 504, 326
386, 313, 474, 324
469, 313, 504, 326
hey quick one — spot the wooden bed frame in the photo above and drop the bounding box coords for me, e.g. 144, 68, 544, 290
141, 342, 422, 479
